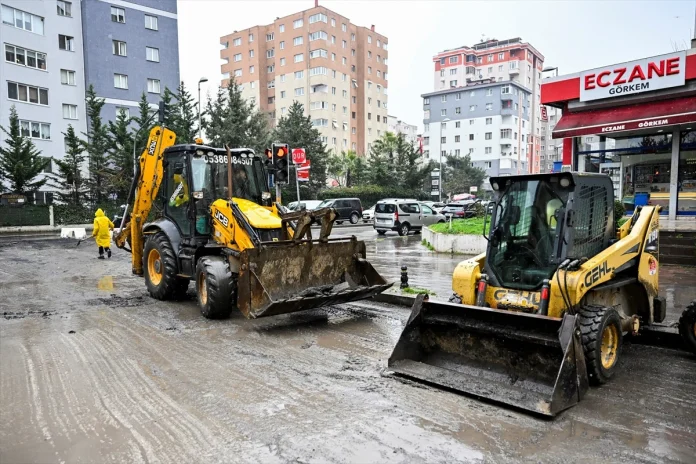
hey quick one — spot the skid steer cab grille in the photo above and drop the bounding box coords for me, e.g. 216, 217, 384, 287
256, 228, 283, 242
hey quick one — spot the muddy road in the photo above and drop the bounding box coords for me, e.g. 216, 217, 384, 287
1, 238, 695, 463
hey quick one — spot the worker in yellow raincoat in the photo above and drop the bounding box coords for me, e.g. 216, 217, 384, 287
92, 208, 115, 259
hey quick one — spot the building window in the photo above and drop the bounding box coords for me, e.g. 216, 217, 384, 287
294, 87, 304, 96
111, 6, 125, 23
5, 45, 47, 70
59, 35, 75, 51
114, 73, 128, 89
146, 46, 159, 62
267, 80, 274, 89
342, 40, 346, 48
249, 49, 255, 57
280, 57, 285, 66
310, 49, 327, 59
280, 90, 286, 98
249, 65, 254, 73
279, 40, 285, 50
309, 13, 327, 23
7, 82, 49, 105
486, 117, 493, 125
469, 134, 474, 141
248, 33, 254, 42
488, 67, 493, 74
2, 5, 45, 34
233, 37, 241, 46
295, 70, 304, 79
440, 136, 446, 144
450, 69, 457, 75
60, 69, 75, 85
469, 120, 475, 125
266, 33, 274, 41
424, 97, 430, 105
294, 36, 303, 46
450, 80, 457, 87
268, 49, 276, 58
455, 121, 460, 128
485, 132, 492, 140
233, 69, 242, 77
293, 18, 303, 28
116, 107, 129, 118
145, 14, 158, 30
62, 103, 77, 119
454, 135, 460, 143
294, 53, 304, 63
485, 103, 493, 111
455, 107, 461, 114
267, 65, 275, 73
112, 40, 127, 56
440, 109, 446, 116
469, 105, 476, 111
449, 56, 458, 64
441, 95, 447, 102
367, 65, 371, 74
56, 0, 71, 17
234, 53, 242, 61
279, 24, 285, 33
19, 119, 50, 139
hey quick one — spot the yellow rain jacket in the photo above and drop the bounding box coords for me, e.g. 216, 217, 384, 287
92, 208, 114, 247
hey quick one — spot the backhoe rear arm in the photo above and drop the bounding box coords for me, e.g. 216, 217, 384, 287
114, 126, 177, 275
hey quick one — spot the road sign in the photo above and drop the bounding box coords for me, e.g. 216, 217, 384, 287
297, 160, 310, 181
292, 148, 306, 164
469, 186, 478, 193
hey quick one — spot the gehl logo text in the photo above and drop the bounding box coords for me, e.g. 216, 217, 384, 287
215, 210, 229, 227
584, 261, 613, 287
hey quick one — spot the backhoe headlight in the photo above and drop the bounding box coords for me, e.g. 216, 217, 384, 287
560, 177, 571, 188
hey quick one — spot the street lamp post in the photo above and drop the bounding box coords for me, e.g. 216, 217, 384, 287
439, 117, 451, 202
197, 77, 208, 139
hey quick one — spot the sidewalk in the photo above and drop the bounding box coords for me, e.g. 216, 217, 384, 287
660, 218, 696, 232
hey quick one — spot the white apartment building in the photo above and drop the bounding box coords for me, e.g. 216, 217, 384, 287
387, 115, 417, 145
1, 0, 87, 203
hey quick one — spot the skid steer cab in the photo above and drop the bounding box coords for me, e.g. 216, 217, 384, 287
118, 138, 392, 320
389, 172, 665, 416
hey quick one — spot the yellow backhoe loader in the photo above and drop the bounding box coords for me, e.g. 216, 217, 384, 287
115, 127, 391, 319
389, 172, 666, 416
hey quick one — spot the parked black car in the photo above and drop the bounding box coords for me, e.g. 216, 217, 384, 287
316, 198, 363, 224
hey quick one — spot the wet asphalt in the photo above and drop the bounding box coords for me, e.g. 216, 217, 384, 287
0, 231, 694, 463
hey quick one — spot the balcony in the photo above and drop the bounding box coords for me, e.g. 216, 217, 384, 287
500, 92, 513, 101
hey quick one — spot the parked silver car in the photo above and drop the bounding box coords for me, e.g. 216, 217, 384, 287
374, 200, 446, 236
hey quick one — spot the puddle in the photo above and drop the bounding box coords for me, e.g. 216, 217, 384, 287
97, 275, 114, 291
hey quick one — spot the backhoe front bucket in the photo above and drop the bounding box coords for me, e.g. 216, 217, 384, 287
237, 237, 392, 318
388, 295, 588, 416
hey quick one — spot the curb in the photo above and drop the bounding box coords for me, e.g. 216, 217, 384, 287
0, 224, 93, 236
372, 292, 688, 352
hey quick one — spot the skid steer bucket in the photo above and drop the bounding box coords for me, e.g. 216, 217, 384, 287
237, 237, 392, 318
388, 295, 588, 416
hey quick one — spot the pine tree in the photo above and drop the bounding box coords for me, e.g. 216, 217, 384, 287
108, 109, 135, 201
272, 101, 328, 198
133, 92, 155, 154
0, 106, 48, 195
160, 87, 177, 127
83, 85, 112, 203
52, 124, 87, 204
171, 82, 199, 143
202, 79, 270, 154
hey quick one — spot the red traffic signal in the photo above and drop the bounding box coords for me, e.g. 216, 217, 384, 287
272, 143, 290, 183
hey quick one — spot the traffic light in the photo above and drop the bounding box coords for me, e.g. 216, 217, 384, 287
158, 101, 166, 123
264, 148, 273, 168
272, 143, 290, 183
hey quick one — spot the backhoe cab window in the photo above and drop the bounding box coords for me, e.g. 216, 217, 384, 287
191, 155, 268, 204
488, 180, 568, 290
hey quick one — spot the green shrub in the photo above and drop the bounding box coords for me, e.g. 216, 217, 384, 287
318, 185, 428, 207
429, 217, 485, 235
53, 202, 122, 225
614, 199, 626, 226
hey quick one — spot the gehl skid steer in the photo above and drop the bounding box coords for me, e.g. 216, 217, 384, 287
115, 126, 391, 319
389, 172, 667, 416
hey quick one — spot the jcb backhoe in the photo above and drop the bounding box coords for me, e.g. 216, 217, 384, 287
389, 172, 666, 416
115, 126, 391, 319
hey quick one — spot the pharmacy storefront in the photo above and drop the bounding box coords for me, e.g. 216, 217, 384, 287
541, 51, 696, 219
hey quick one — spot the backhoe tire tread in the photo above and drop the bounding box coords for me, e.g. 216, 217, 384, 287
678, 301, 696, 355
143, 232, 189, 301
196, 256, 235, 320
579, 305, 622, 386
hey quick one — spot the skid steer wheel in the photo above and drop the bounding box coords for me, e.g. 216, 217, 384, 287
195, 256, 235, 319
398, 223, 410, 236
579, 305, 623, 385
143, 232, 189, 300
678, 301, 696, 355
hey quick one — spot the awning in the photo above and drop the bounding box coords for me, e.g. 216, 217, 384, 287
552, 96, 696, 138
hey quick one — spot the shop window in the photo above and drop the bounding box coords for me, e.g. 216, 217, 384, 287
678, 131, 696, 215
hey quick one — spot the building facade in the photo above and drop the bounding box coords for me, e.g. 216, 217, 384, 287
541, 49, 696, 219
2, 0, 88, 203
422, 80, 531, 189
430, 38, 559, 174
220, 3, 388, 155
387, 115, 418, 145
81, 0, 180, 122
539, 105, 564, 173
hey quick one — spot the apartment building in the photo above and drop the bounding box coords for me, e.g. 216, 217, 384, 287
540, 105, 564, 173
1, 0, 87, 203
387, 115, 418, 145
430, 38, 551, 173
220, 2, 388, 155
422, 80, 531, 189
81, 0, 180, 122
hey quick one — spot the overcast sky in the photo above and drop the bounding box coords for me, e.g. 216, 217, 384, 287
178, 0, 696, 132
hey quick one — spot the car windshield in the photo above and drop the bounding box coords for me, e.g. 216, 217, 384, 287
487, 180, 568, 290
317, 200, 334, 208
376, 203, 396, 214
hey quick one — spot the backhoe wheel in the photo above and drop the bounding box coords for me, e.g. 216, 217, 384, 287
678, 301, 696, 355
350, 213, 359, 224
143, 232, 189, 300
195, 256, 235, 319
579, 305, 623, 385
398, 223, 410, 236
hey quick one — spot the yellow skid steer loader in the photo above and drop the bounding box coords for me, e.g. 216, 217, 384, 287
115, 127, 391, 319
389, 172, 665, 416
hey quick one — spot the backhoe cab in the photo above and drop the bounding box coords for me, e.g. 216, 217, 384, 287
390, 172, 665, 416
116, 129, 391, 320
